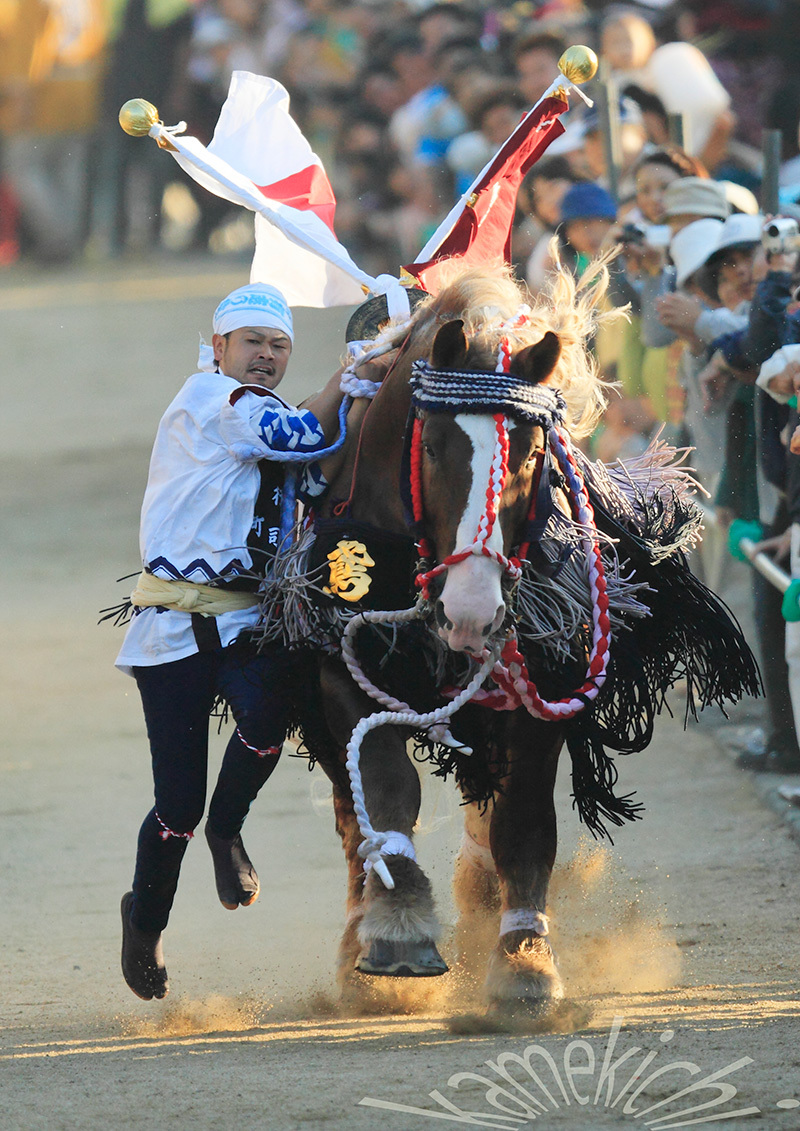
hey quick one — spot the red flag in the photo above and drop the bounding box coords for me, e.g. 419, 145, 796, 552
160, 71, 369, 306
404, 93, 569, 294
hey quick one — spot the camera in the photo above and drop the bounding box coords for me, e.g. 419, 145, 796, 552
619, 222, 671, 249
619, 222, 645, 244
762, 217, 800, 255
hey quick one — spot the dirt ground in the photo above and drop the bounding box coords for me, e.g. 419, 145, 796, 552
2, 255, 799, 1131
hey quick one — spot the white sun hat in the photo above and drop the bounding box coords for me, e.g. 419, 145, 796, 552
712, 212, 763, 255
670, 218, 725, 287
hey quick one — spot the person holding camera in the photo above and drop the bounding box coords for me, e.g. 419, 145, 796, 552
752, 345, 800, 779
614, 149, 709, 438
704, 217, 800, 773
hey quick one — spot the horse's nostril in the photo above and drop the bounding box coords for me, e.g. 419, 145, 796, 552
434, 601, 453, 631
484, 604, 505, 635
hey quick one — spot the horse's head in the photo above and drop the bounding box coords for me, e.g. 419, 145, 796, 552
412, 317, 563, 654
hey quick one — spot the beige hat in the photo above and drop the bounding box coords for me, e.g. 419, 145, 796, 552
670, 218, 724, 287
663, 178, 730, 221
720, 180, 759, 216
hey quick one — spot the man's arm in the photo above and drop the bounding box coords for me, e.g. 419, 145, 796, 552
699, 107, 736, 174
299, 365, 348, 444
300, 351, 397, 445
313, 353, 397, 483
734, 259, 799, 367
641, 268, 678, 349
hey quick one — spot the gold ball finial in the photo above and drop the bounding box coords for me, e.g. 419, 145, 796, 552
118, 98, 159, 136
558, 45, 599, 85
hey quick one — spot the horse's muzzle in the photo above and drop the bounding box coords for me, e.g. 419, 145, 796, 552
434, 598, 505, 653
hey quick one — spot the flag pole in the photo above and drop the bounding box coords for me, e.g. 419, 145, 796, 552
412, 45, 598, 266
117, 93, 411, 316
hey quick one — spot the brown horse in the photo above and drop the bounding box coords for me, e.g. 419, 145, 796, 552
268, 261, 757, 1016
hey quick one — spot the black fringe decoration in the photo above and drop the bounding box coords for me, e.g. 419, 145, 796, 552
97, 599, 133, 627
556, 485, 762, 838
565, 722, 646, 837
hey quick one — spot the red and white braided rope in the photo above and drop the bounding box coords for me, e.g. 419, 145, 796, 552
413, 414, 522, 601
155, 811, 193, 842
235, 728, 281, 758
495, 305, 530, 374
482, 423, 611, 720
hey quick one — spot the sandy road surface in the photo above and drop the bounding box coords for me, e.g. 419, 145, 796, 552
1, 257, 799, 1130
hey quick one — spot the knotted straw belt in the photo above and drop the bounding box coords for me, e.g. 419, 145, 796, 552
130, 571, 259, 617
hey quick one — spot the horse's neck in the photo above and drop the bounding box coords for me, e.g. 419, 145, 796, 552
326, 357, 413, 533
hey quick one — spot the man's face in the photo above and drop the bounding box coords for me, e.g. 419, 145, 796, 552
565, 217, 613, 257
718, 246, 757, 305
212, 326, 292, 388
530, 175, 572, 227
635, 163, 680, 224
516, 48, 559, 107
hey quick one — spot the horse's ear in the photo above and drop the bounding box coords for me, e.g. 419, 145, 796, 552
431, 319, 468, 370
513, 331, 561, 385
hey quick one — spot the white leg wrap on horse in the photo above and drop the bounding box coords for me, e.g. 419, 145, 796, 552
459, 831, 496, 873
500, 908, 549, 937
363, 830, 416, 875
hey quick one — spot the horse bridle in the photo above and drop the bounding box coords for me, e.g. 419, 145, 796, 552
408, 325, 612, 723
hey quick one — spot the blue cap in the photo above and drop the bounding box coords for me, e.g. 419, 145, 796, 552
560, 182, 617, 223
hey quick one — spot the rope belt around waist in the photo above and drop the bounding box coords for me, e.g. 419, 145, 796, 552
130, 571, 260, 617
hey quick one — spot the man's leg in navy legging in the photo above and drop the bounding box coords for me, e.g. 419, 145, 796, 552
205, 643, 298, 908
122, 652, 218, 998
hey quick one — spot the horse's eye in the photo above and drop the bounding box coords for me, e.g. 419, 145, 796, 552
422, 441, 436, 459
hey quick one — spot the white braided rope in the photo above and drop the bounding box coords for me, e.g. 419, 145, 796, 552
344, 642, 499, 889
339, 337, 398, 399
341, 602, 471, 749
339, 370, 383, 399
363, 830, 416, 874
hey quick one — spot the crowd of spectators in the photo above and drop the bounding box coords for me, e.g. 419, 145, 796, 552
6, 0, 800, 775
2, 0, 796, 269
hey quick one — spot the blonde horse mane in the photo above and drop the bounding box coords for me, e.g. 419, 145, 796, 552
377, 245, 623, 439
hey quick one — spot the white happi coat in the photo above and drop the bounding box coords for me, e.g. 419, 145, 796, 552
116, 369, 326, 674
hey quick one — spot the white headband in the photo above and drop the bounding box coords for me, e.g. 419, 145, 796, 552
197, 283, 293, 372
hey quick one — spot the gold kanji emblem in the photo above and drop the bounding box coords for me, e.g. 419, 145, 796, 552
323, 540, 375, 603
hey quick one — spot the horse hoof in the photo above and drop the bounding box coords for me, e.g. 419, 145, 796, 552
121, 892, 169, 1001
486, 995, 551, 1022
356, 938, 448, 977
485, 932, 563, 1014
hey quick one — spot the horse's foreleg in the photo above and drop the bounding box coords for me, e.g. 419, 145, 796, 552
320, 657, 447, 978
451, 801, 499, 977
484, 715, 564, 1015
328, 784, 369, 987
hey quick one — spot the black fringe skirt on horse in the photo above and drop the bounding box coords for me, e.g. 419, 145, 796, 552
255, 259, 759, 1016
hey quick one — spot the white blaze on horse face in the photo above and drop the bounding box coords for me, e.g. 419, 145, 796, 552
438, 414, 506, 653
